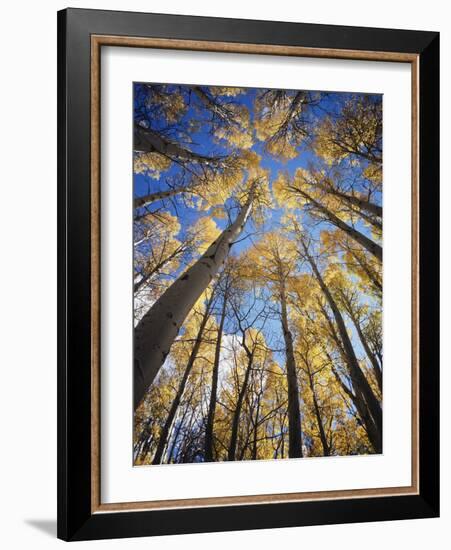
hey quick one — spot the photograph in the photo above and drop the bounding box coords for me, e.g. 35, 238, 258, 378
53, 6, 440, 542
132, 83, 383, 465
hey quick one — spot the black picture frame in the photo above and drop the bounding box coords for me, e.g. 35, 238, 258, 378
57, 8, 439, 541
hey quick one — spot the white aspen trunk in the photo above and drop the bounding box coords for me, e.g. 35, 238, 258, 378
335, 191, 382, 218
293, 186, 382, 262
134, 124, 223, 165
315, 181, 382, 218
134, 189, 255, 409
134, 186, 193, 209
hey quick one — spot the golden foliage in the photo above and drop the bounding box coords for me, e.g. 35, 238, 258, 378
133, 85, 383, 464
134, 152, 171, 179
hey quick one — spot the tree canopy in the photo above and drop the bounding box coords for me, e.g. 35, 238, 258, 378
132, 83, 383, 464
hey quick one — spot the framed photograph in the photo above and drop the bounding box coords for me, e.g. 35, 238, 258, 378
57, 8, 439, 541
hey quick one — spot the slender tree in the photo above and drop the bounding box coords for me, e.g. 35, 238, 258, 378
152, 292, 216, 464
204, 272, 231, 461
299, 238, 382, 452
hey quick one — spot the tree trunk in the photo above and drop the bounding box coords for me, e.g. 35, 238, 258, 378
346, 305, 383, 394
279, 276, 303, 458
333, 189, 382, 218
152, 299, 214, 464
348, 248, 382, 293
204, 286, 229, 461
330, 363, 355, 401
134, 188, 255, 410
166, 403, 190, 463
313, 178, 382, 218
251, 397, 262, 460
294, 186, 382, 261
321, 314, 380, 451
228, 348, 254, 461
134, 185, 194, 210
272, 92, 306, 137
134, 123, 224, 165
307, 371, 330, 456
302, 242, 382, 453
134, 418, 153, 462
